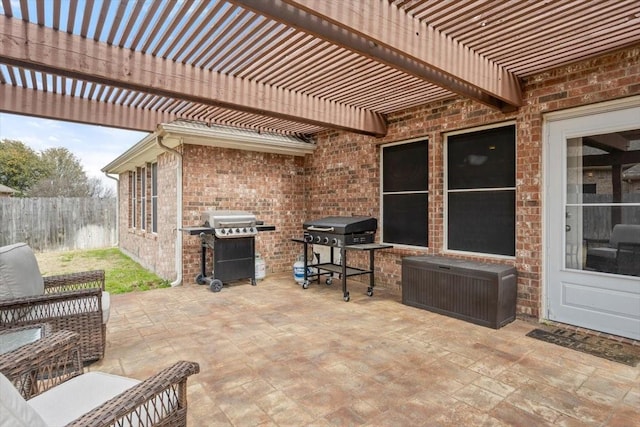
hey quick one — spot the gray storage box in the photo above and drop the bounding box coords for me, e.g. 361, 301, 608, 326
402, 256, 517, 329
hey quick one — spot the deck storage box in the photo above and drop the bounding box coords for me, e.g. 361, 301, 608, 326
402, 256, 517, 329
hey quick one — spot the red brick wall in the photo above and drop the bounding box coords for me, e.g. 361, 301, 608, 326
180, 145, 306, 283
307, 44, 640, 318
118, 43, 639, 319
118, 151, 178, 280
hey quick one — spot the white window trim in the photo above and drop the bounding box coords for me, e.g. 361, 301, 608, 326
140, 166, 147, 231
151, 162, 158, 234
131, 170, 137, 229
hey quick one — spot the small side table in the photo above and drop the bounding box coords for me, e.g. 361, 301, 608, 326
0, 326, 82, 399
0, 323, 51, 355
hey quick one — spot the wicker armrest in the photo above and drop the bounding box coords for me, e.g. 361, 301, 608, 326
584, 237, 610, 251
67, 361, 201, 427
44, 270, 105, 293
0, 330, 82, 399
0, 287, 102, 322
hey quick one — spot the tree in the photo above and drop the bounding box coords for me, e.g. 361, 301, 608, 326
28, 148, 91, 197
0, 139, 49, 195
88, 176, 116, 198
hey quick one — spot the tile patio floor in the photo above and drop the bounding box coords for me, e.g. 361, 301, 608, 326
90, 273, 640, 426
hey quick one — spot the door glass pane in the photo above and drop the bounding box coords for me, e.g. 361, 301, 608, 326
565, 130, 640, 277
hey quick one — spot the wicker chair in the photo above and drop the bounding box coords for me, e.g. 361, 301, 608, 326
0, 330, 200, 426
0, 243, 109, 362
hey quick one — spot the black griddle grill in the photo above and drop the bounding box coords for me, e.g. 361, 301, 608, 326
294, 216, 391, 301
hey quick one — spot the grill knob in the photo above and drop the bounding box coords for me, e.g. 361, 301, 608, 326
242, 228, 247, 232
227, 228, 233, 234
304, 235, 313, 243
331, 238, 338, 246
314, 236, 321, 243
322, 237, 329, 244
236, 228, 240, 233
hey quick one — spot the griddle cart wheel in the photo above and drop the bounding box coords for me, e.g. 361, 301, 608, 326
367, 287, 373, 297
325, 277, 333, 285
209, 279, 223, 292
302, 280, 309, 289
195, 273, 207, 285
343, 291, 350, 302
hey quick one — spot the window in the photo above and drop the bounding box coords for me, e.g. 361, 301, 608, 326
446, 124, 516, 256
130, 170, 137, 228
139, 166, 146, 231
151, 162, 158, 233
381, 139, 429, 247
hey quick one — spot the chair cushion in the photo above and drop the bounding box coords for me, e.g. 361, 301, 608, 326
28, 372, 140, 426
0, 373, 48, 427
610, 224, 640, 247
0, 243, 44, 300
102, 291, 111, 324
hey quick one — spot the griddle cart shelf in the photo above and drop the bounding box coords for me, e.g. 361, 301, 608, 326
292, 239, 392, 301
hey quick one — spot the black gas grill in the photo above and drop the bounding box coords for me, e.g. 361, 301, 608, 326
183, 210, 274, 292
294, 216, 391, 301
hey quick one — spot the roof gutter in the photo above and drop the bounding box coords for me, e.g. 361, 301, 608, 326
156, 134, 183, 287
104, 173, 119, 247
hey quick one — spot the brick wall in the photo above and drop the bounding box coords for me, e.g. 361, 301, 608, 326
307, 44, 640, 318
180, 145, 306, 283
118, 151, 178, 280
117, 43, 639, 319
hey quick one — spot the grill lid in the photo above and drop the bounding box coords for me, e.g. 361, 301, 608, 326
303, 216, 377, 234
201, 210, 256, 229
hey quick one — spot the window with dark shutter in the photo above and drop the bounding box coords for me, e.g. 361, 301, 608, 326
446, 124, 516, 256
381, 139, 429, 247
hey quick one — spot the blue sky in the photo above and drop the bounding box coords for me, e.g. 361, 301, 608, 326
0, 113, 149, 190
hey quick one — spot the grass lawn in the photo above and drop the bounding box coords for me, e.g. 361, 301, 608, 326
35, 248, 171, 294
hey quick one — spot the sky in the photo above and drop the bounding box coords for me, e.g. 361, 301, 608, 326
0, 113, 149, 190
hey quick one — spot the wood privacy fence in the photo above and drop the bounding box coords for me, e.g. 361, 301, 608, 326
0, 197, 117, 252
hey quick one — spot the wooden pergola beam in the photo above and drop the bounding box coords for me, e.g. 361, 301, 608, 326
232, 0, 523, 111
0, 84, 172, 132
0, 17, 388, 136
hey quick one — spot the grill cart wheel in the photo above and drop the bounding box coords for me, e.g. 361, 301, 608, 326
195, 273, 207, 285
367, 287, 373, 297
343, 292, 350, 302
209, 279, 223, 292
325, 277, 332, 285
251, 279, 257, 286
302, 280, 309, 289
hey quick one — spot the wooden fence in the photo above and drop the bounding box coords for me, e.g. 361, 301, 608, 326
0, 197, 117, 252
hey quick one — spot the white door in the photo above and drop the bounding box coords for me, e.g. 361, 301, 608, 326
545, 98, 640, 340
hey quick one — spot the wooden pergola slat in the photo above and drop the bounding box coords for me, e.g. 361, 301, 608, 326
0, 17, 388, 136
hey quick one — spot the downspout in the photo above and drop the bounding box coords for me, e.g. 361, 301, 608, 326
157, 135, 183, 287
104, 173, 119, 246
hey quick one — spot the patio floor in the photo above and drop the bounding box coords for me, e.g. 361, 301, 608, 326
90, 273, 640, 426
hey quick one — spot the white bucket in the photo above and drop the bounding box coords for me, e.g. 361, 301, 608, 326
255, 253, 266, 280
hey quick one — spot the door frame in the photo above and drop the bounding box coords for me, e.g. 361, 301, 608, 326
542, 95, 640, 335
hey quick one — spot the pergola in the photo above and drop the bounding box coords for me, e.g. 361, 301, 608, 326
0, 0, 639, 138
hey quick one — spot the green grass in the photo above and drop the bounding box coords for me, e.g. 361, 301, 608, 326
38, 248, 171, 294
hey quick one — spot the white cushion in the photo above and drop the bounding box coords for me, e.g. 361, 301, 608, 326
28, 372, 139, 426
102, 291, 111, 324
0, 373, 47, 427
0, 243, 44, 300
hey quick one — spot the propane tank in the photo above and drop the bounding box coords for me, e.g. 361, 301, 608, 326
293, 255, 306, 284
255, 253, 266, 280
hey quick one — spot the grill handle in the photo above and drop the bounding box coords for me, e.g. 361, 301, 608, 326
307, 226, 335, 232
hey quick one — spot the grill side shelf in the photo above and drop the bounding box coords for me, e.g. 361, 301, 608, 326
292, 239, 391, 301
